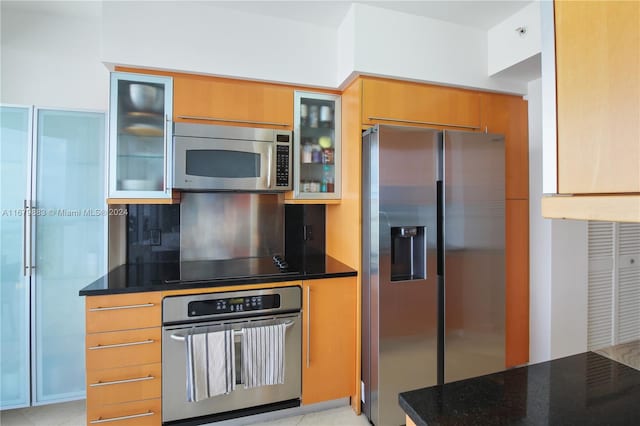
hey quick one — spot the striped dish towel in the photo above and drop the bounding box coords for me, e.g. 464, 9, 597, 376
185, 329, 235, 402
241, 323, 287, 388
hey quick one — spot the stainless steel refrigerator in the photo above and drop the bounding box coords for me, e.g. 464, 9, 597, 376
362, 124, 505, 426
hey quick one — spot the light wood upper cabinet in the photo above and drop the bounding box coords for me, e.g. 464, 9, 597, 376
361, 78, 481, 130
554, 0, 640, 194
480, 93, 529, 200
174, 75, 294, 129
302, 277, 356, 405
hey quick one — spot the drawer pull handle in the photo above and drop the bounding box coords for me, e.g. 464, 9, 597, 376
367, 116, 480, 131
89, 375, 155, 387
89, 303, 155, 312
89, 411, 154, 424
177, 115, 290, 127
88, 339, 155, 350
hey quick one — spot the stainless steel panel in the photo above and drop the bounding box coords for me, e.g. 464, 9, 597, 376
180, 193, 283, 261
363, 124, 439, 426
162, 313, 301, 422
174, 122, 281, 142
443, 130, 505, 383
162, 287, 302, 324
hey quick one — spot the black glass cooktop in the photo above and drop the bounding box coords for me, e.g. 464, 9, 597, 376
164, 256, 297, 284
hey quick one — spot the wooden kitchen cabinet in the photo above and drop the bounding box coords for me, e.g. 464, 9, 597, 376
107, 72, 179, 205
554, 0, 639, 195
480, 93, 529, 200
302, 277, 356, 405
85, 292, 162, 426
505, 199, 529, 367
543, 0, 640, 221
361, 77, 481, 130
174, 75, 294, 129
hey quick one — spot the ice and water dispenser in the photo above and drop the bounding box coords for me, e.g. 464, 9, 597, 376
390, 226, 426, 281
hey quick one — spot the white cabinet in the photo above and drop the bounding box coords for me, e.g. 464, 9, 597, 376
291, 91, 341, 201
108, 72, 174, 202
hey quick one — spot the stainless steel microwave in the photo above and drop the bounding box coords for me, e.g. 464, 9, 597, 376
173, 123, 292, 192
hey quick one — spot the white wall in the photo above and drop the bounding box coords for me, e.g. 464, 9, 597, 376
350, 3, 527, 94
101, 1, 338, 89
528, 77, 589, 363
527, 78, 552, 363
0, 4, 108, 110
336, 4, 356, 86
488, 2, 541, 76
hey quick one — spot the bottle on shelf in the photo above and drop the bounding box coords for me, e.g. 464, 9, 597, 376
319, 105, 332, 128
302, 139, 313, 163
309, 105, 319, 128
322, 166, 335, 193
300, 103, 309, 127
311, 145, 322, 163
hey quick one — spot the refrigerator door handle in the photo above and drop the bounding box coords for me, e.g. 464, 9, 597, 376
436, 180, 444, 276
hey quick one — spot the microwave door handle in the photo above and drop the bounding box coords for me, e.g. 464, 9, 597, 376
267, 145, 273, 189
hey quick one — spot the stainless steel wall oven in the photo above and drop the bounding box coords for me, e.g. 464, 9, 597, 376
162, 286, 302, 424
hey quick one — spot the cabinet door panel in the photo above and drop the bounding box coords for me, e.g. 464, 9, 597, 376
302, 278, 356, 404
480, 93, 529, 200
506, 199, 529, 367
87, 397, 161, 426
555, 1, 640, 194
86, 292, 162, 333
86, 328, 161, 370
174, 76, 293, 129
362, 78, 481, 130
87, 363, 161, 405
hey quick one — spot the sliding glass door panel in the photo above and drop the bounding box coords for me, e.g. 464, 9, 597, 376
33, 109, 106, 403
0, 106, 31, 409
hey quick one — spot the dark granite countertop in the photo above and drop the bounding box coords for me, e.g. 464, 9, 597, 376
399, 352, 640, 426
79, 255, 356, 296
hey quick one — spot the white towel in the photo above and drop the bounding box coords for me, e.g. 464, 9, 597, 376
186, 329, 235, 402
241, 323, 287, 389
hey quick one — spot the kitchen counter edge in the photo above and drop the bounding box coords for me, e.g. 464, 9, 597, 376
79, 257, 357, 296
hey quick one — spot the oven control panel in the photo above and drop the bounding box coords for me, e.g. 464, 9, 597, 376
188, 294, 281, 317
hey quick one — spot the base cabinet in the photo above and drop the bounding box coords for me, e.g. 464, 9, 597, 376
85, 293, 162, 426
302, 277, 357, 405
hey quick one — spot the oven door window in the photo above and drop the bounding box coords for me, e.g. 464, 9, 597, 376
186, 149, 260, 178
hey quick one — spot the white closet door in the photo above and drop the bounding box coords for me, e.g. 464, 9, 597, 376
616, 223, 640, 344
587, 222, 614, 350
588, 222, 640, 350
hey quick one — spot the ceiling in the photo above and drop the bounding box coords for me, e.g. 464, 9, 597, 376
2, 1, 534, 30
212, 0, 534, 30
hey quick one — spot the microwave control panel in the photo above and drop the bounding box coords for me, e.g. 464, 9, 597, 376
188, 294, 281, 316
275, 141, 291, 188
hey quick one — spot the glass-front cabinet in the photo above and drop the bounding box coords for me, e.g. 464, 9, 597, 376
109, 72, 173, 201
292, 91, 341, 200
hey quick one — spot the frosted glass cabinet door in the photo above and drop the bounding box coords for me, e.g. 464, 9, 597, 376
33, 109, 106, 403
0, 106, 31, 409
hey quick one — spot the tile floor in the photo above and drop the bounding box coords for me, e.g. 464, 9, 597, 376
0, 401, 371, 426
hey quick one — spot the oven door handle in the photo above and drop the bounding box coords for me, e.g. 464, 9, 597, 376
170, 320, 295, 342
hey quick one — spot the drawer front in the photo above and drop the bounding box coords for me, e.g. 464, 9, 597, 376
87, 363, 161, 406
87, 398, 161, 426
87, 328, 161, 370
86, 293, 162, 333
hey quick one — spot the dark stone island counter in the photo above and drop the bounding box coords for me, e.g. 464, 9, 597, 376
400, 352, 640, 426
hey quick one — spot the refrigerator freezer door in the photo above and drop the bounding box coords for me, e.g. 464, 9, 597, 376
362, 124, 440, 426
443, 130, 505, 383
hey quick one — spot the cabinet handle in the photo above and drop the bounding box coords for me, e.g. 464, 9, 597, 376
89, 303, 155, 312
88, 339, 154, 350
90, 375, 155, 387
163, 114, 169, 193
306, 286, 311, 369
267, 145, 273, 189
177, 115, 289, 128
367, 116, 480, 131
23, 200, 28, 276
89, 411, 154, 424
